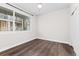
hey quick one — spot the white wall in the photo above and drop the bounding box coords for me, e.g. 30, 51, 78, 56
0, 3, 77, 55
0, 16, 37, 52
0, 4, 37, 52
70, 4, 79, 56
37, 8, 70, 44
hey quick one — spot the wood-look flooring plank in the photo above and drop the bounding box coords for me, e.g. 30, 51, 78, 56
30, 40, 50, 56
37, 42, 53, 56
0, 39, 40, 56
13, 39, 43, 56
0, 39, 76, 56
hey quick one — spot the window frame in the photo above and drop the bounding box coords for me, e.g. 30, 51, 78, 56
0, 7, 30, 32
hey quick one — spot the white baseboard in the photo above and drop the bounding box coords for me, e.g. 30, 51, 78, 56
37, 37, 73, 46
0, 38, 35, 52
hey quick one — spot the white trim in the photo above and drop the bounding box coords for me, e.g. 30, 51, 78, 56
0, 3, 32, 17
13, 11, 15, 31
0, 18, 13, 22
0, 38, 35, 52
37, 37, 73, 46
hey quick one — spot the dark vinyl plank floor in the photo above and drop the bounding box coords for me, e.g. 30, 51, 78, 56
0, 39, 76, 56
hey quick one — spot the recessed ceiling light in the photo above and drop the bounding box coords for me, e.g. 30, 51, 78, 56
37, 3, 42, 9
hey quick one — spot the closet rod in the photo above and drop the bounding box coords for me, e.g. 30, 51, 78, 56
6, 3, 34, 16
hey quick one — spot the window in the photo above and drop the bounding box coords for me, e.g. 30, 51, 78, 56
0, 7, 13, 31
15, 12, 30, 31
0, 6, 30, 31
